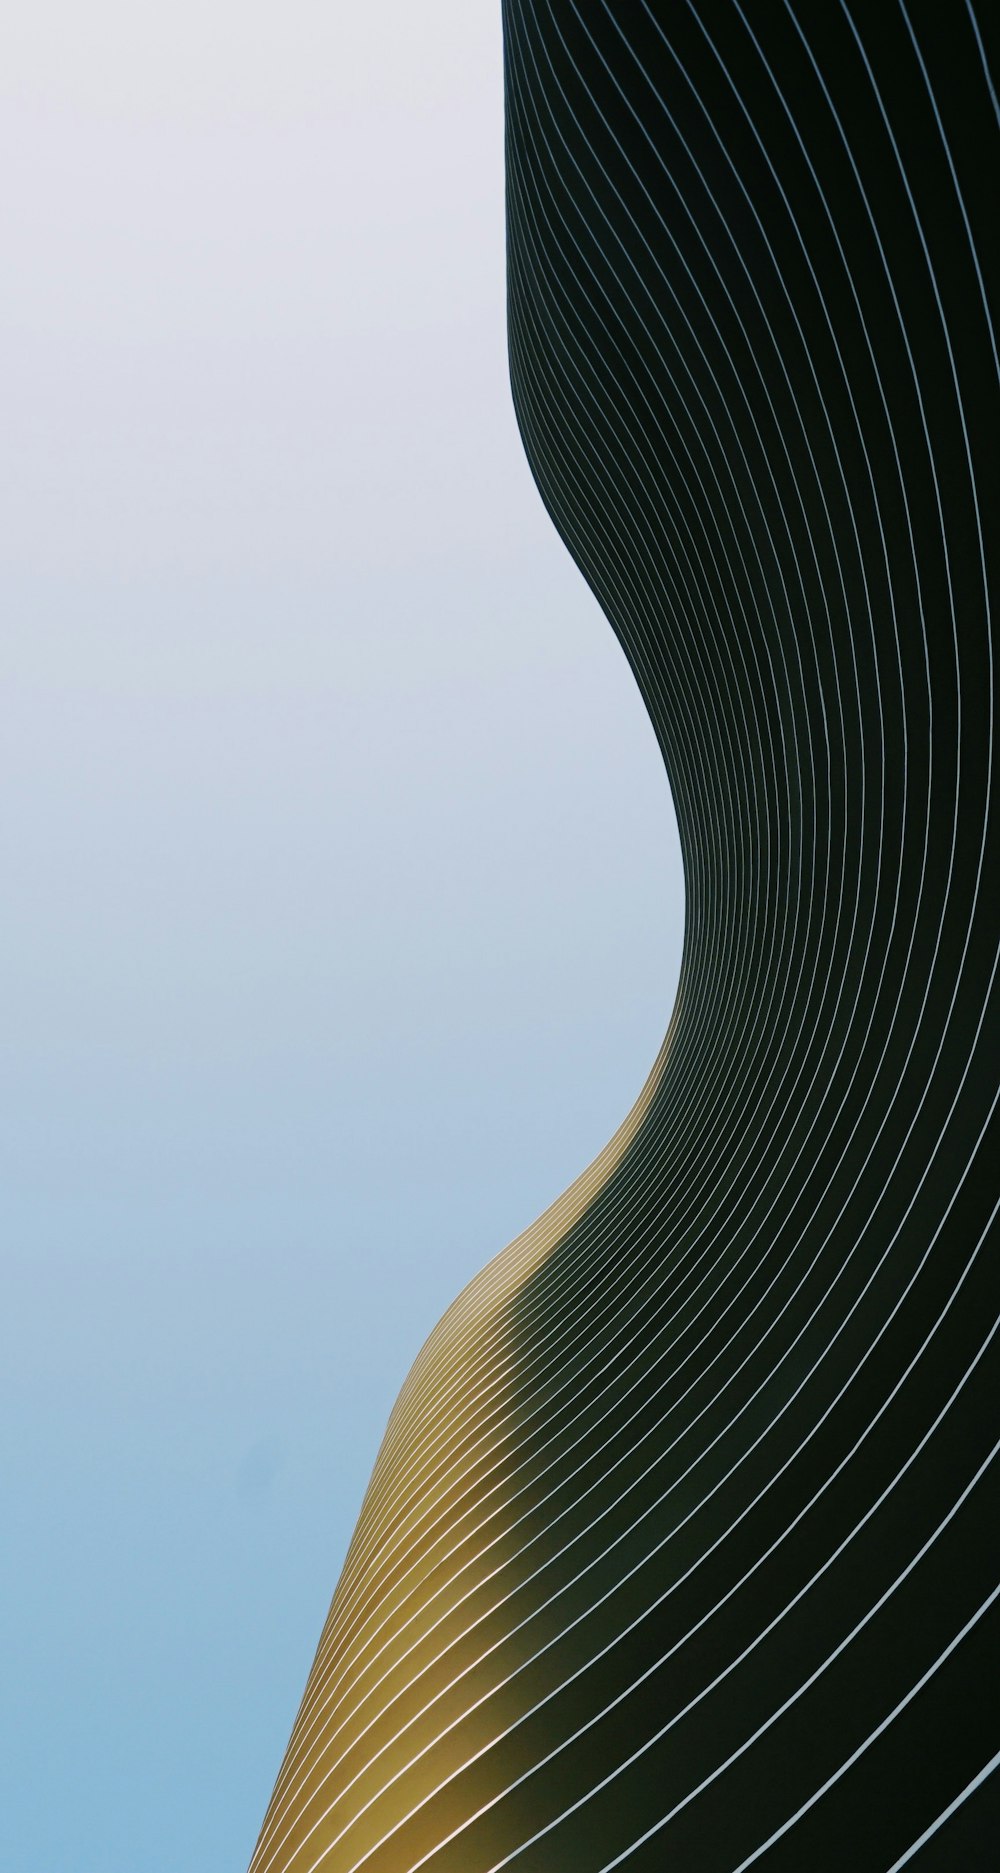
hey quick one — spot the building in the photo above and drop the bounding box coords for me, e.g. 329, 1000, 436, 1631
250, 6, 1000, 1867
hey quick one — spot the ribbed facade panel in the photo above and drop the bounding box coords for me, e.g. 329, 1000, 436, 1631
249, 5, 1000, 1868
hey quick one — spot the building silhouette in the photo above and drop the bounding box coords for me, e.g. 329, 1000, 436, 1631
249, 4, 1000, 1867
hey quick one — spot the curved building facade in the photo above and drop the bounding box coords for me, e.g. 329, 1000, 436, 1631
249, 4, 1000, 1868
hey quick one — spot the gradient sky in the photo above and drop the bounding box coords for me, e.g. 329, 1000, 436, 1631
2, 4, 683, 1867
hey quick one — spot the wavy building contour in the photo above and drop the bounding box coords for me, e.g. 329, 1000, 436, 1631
249, 4, 1000, 1868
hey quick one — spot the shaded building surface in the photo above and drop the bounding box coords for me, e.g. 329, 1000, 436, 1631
249, 4, 1000, 1868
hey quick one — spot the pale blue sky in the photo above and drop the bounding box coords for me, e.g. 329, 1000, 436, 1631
1, 4, 683, 1866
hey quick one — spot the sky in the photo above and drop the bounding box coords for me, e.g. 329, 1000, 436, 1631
1, 4, 683, 1867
